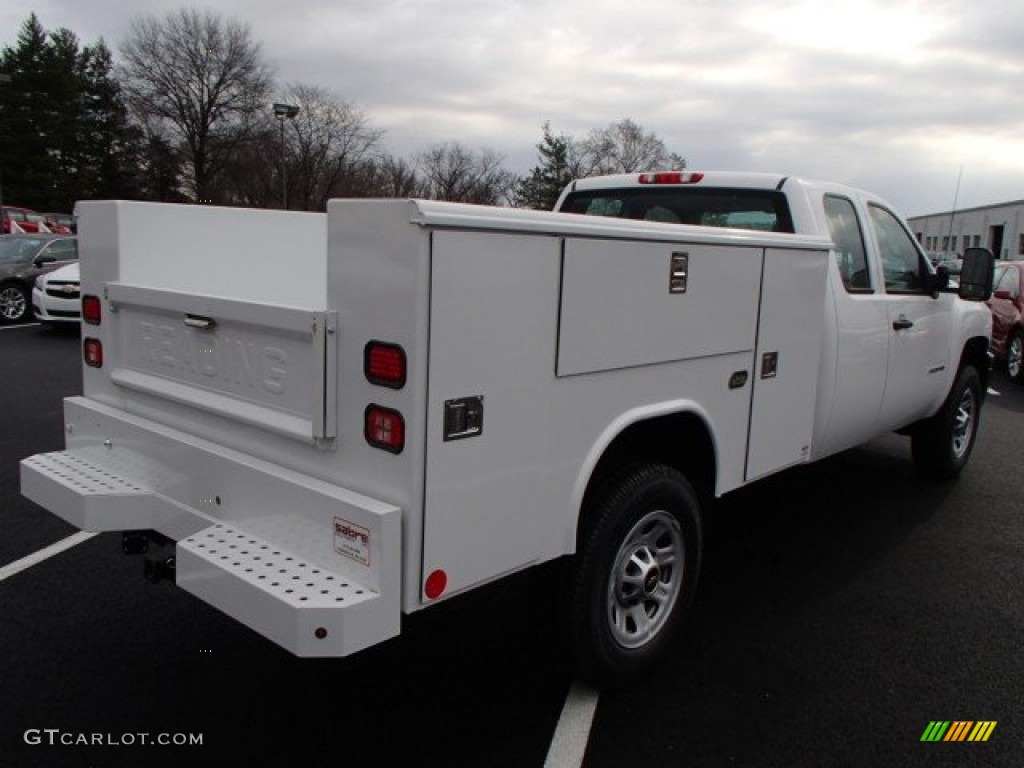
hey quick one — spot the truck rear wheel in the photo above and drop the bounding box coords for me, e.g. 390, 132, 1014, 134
911, 365, 981, 480
571, 465, 702, 689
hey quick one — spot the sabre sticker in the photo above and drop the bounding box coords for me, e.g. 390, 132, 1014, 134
333, 517, 370, 566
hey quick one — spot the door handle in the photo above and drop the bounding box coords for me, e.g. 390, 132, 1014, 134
892, 315, 914, 331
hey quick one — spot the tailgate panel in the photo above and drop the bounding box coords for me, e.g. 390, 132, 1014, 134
107, 283, 336, 443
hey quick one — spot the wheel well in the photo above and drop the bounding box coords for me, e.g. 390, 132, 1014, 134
581, 412, 716, 532
959, 335, 992, 394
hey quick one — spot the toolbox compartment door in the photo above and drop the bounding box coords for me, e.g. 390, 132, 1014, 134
557, 239, 763, 376
744, 247, 829, 481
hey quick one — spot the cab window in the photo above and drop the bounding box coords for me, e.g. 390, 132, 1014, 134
559, 188, 795, 233
824, 195, 871, 293
41, 239, 78, 261
868, 204, 930, 294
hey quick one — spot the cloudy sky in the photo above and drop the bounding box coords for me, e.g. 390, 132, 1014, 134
4, 0, 1024, 216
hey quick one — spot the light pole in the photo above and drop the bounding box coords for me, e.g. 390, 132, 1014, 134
272, 102, 299, 209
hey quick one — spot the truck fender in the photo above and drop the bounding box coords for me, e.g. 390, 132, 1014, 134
564, 400, 720, 555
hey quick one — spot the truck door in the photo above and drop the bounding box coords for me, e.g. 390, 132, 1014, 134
868, 204, 952, 429
815, 195, 890, 457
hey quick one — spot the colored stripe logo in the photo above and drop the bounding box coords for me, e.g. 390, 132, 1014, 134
921, 721, 997, 742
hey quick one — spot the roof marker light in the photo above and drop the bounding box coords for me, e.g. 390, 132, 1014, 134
638, 172, 705, 185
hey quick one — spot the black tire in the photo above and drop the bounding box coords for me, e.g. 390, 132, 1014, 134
571, 464, 702, 689
912, 365, 982, 480
1006, 330, 1024, 384
0, 282, 31, 324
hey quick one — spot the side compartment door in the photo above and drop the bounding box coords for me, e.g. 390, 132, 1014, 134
745, 247, 829, 481
422, 231, 563, 600
868, 204, 952, 429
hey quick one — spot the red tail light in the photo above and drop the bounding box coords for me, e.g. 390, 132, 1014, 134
83, 338, 103, 368
82, 295, 101, 325
365, 405, 405, 454
365, 342, 406, 388
638, 171, 705, 185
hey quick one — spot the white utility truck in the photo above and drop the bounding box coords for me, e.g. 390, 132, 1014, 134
21, 171, 994, 687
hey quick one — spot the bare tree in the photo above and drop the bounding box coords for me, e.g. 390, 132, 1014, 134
579, 118, 684, 176
279, 84, 384, 210
119, 9, 273, 202
351, 154, 422, 198
417, 142, 517, 205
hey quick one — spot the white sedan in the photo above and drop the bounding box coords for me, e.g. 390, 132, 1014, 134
32, 261, 81, 324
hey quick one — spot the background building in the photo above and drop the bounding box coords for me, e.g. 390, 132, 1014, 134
909, 200, 1024, 263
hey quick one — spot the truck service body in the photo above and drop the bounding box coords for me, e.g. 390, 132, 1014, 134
20, 172, 993, 685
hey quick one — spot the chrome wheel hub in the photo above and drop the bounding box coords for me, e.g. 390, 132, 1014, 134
1009, 337, 1022, 379
607, 510, 684, 649
951, 387, 975, 460
0, 287, 26, 320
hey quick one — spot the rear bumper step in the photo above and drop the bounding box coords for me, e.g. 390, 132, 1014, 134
20, 399, 401, 657
178, 523, 386, 656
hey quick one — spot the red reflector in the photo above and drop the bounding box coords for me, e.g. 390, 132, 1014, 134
425, 569, 447, 600
365, 405, 405, 454
638, 171, 705, 185
364, 342, 407, 388
83, 338, 103, 368
82, 295, 101, 325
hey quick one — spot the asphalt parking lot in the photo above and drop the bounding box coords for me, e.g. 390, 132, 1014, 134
1, 322, 1021, 767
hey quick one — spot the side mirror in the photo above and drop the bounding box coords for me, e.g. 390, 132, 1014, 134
958, 247, 995, 301
993, 289, 1012, 301
34, 255, 56, 265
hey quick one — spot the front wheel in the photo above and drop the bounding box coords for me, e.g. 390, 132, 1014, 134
571, 465, 702, 689
1007, 330, 1024, 384
911, 365, 982, 480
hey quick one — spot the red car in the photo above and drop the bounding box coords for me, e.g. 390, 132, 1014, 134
2, 206, 41, 234
988, 260, 1024, 383
41, 213, 75, 234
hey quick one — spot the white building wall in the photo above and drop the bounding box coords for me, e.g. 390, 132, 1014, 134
908, 200, 1024, 261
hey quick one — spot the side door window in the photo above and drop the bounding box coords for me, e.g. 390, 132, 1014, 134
824, 195, 872, 292
41, 239, 78, 263
868, 204, 930, 293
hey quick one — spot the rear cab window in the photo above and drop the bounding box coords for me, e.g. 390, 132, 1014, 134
558, 187, 795, 234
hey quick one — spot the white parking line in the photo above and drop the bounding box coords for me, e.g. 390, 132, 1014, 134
544, 680, 600, 768
0, 531, 97, 583
0, 322, 40, 331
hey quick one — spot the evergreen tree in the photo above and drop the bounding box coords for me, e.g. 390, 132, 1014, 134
0, 15, 51, 210
514, 122, 578, 210
0, 15, 141, 212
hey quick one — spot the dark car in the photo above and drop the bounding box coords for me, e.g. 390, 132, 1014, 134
0, 235, 78, 324
987, 260, 1024, 383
